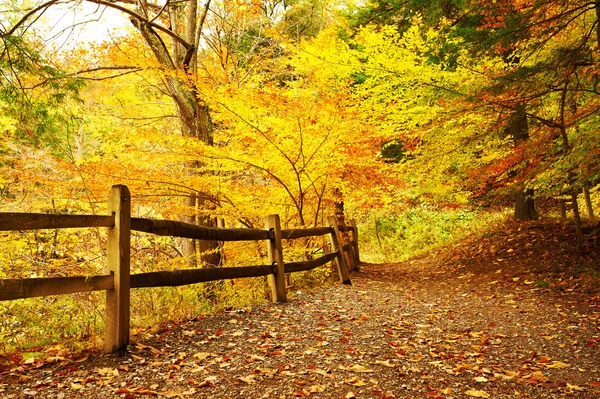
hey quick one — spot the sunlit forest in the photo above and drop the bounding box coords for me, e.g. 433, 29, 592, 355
1, 0, 599, 352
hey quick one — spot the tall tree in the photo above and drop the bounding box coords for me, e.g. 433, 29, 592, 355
3, 0, 223, 265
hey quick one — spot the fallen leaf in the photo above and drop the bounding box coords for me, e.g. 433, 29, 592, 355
96, 367, 118, 376
47, 355, 68, 365
245, 354, 265, 363
133, 387, 158, 395
159, 390, 184, 398
238, 375, 256, 384
195, 376, 217, 388
465, 390, 490, 398
345, 392, 357, 399
292, 388, 310, 397
546, 361, 570, 369
194, 352, 211, 361
255, 367, 277, 377
542, 335, 558, 340
308, 367, 333, 378
474, 376, 488, 382
375, 360, 395, 368
342, 364, 375, 373
345, 376, 367, 386
309, 384, 327, 393
567, 383, 586, 392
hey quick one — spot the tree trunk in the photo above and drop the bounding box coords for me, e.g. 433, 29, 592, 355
130, 9, 220, 268
583, 181, 595, 221
571, 190, 584, 251
197, 214, 222, 267
507, 106, 537, 221
333, 187, 345, 220
558, 198, 567, 222
514, 188, 538, 221
596, 0, 600, 47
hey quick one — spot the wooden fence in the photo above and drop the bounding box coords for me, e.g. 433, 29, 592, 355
0, 185, 360, 352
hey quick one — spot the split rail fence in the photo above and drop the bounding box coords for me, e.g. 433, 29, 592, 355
0, 185, 360, 352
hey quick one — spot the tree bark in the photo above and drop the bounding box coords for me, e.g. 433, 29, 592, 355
596, 0, 600, 47
514, 188, 538, 221
571, 190, 584, 251
333, 187, 345, 221
506, 106, 538, 221
583, 181, 595, 221
558, 198, 567, 222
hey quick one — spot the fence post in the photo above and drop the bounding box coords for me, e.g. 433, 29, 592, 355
327, 216, 351, 284
349, 219, 360, 267
265, 214, 286, 302
339, 219, 357, 271
105, 185, 131, 353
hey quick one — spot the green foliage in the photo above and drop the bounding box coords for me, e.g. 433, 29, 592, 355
280, 0, 330, 40
380, 139, 411, 163
0, 35, 85, 152
359, 207, 510, 263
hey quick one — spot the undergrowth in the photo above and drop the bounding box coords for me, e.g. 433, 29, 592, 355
0, 234, 335, 354
358, 206, 511, 263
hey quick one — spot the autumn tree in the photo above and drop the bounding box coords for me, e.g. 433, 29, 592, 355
4, 0, 313, 265
348, 0, 600, 237
459, 0, 600, 246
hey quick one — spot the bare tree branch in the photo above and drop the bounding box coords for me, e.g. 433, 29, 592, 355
194, 0, 211, 53
67, 69, 142, 80
27, 65, 143, 88
2, 0, 60, 36
85, 0, 192, 48
148, 0, 170, 24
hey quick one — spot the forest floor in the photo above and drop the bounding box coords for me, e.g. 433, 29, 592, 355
1, 219, 600, 398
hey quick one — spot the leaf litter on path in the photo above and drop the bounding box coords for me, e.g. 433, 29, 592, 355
2, 220, 600, 398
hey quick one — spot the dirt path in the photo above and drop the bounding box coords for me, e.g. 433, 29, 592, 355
2, 250, 599, 398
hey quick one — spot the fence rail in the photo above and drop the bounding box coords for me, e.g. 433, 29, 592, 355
0, 185, 360, 353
